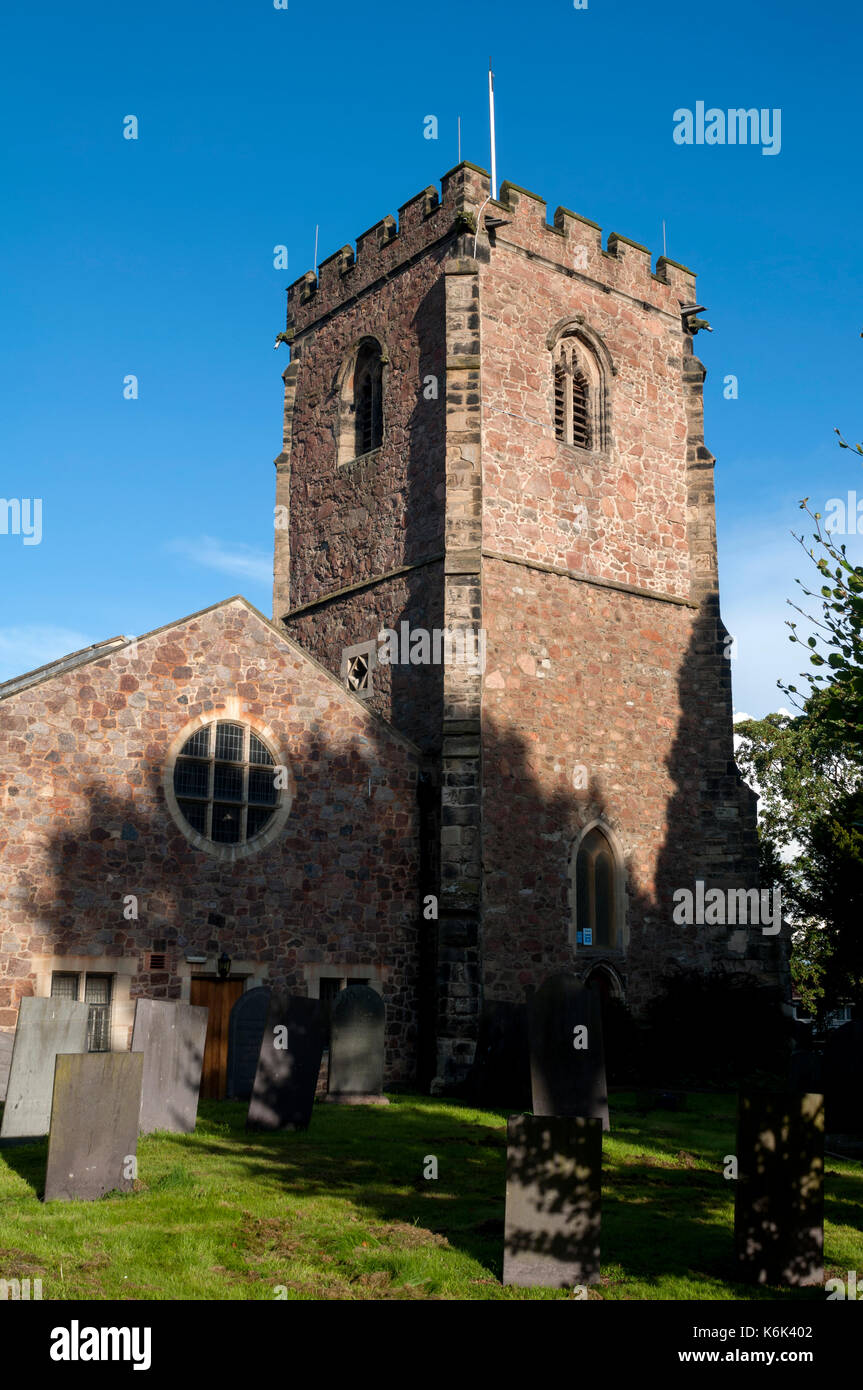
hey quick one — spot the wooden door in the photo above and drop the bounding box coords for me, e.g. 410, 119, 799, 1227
190, 978, 244, 1100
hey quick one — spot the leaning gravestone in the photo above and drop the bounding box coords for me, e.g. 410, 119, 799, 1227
528, 974, 609, 1131
825, 1021, 863, 1135
503, 1114, 602, 1288
326, 985, 388, 1104
227, 986, 271, 1100
463, 1000, 531, 1112
0, 997, 90, 1140
0, 1031, 13, 1104
131, 999, 208, 1134
44, 1053, 144, 1202
735, 1091, 824, 1286
247, 992, 325, 1131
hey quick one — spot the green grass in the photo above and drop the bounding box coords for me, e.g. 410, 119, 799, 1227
0, 1091, 860, 1300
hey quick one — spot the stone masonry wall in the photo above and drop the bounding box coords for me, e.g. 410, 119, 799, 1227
473, 175, 785, 1018
0, 600, 421, 1082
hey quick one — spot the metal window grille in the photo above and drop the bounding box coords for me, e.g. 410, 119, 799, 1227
249, 732, 274, 766
215, 722, 244, 762
84, 974, 112, 1052
51, 972, 79, 1001
173, 721, 281, 845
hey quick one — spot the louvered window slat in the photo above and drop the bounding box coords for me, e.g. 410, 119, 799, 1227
554, 362, 566, 441
571, 369, 591, 450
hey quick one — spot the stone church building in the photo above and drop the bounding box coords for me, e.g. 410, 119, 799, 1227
0, 163, 786, 1094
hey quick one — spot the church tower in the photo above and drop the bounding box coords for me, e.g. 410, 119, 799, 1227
274, 163, 786, 1087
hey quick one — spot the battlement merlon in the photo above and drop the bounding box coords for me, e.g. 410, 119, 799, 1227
284, 163, 697, 336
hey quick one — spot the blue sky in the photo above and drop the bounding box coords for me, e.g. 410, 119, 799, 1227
1, 0, 860, 717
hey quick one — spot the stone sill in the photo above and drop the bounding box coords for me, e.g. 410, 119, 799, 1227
339, 447, 382, 474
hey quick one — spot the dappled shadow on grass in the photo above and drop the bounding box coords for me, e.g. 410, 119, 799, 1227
2, 1090, 860, 1299
187, 1094, 507, 1275
178, 1091, 863, 1298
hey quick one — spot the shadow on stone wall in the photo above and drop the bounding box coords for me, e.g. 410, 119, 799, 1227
459, 601, 791, 1089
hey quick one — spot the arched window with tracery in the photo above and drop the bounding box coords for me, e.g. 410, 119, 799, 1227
574, 825, 620, 948
551, 329, 608, 451
338, 339, 384, 464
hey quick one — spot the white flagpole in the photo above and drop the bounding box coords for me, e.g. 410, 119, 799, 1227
488, 60, 497, 200
314, 223, 319, 275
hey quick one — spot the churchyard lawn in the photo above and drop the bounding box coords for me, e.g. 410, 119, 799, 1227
0, 1091, 859, 1300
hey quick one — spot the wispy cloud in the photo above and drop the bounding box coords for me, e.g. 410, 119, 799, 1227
0, 625, 95, 683
166, 536, 271, 587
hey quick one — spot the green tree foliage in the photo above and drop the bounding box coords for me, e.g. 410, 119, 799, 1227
734, 700, 861, 1020
735, 421, 863, 1021
781, 429, 863, 762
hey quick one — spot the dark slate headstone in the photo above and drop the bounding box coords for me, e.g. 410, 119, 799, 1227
825, 1021, 863, 1135
528, 974, 609, 1130
0, 1031, 13, 1104
503, 1114, 602, 1288
44, 1053, 144, 1202
326, 985, 388, 1104
227, 987, 271, 1101
131, 999, 208, 1134
735, 1091, 824, 1287
789, 1048, 824, 1096
0, 998, 90, 1140
462, 1000, 531, 1112
247, 992, 324, 1131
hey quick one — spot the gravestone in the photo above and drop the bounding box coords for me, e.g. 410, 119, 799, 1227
0, 1031, 12, 1104
131, 999, 208, 1134
0, 997, 90, 1140
462, 1000, 531, 1112
735, 1091, 824, 1286
44, 1053, 144, 1202
789, 1048, 824, 1096
528, 974, 609, 1130
326, 985, 388, 1104
825, 1021, 863, 1135
227, 986, 271, 1100
503, 1114, 602, 1288
247, 992, 324, 1131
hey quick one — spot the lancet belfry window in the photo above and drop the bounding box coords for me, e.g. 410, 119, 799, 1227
554, 340, 594, 449
173, 721, 280, 846
352, 342, 383, 457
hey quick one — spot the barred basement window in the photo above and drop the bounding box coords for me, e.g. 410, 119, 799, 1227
172, 720, 281, 847
50, 971, 113, 1052
84, 975, 113, 1052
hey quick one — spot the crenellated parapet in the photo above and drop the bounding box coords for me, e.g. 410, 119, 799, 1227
285, 163, 700, 342
285, 163, 488, 335
489, 179, 697, 316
